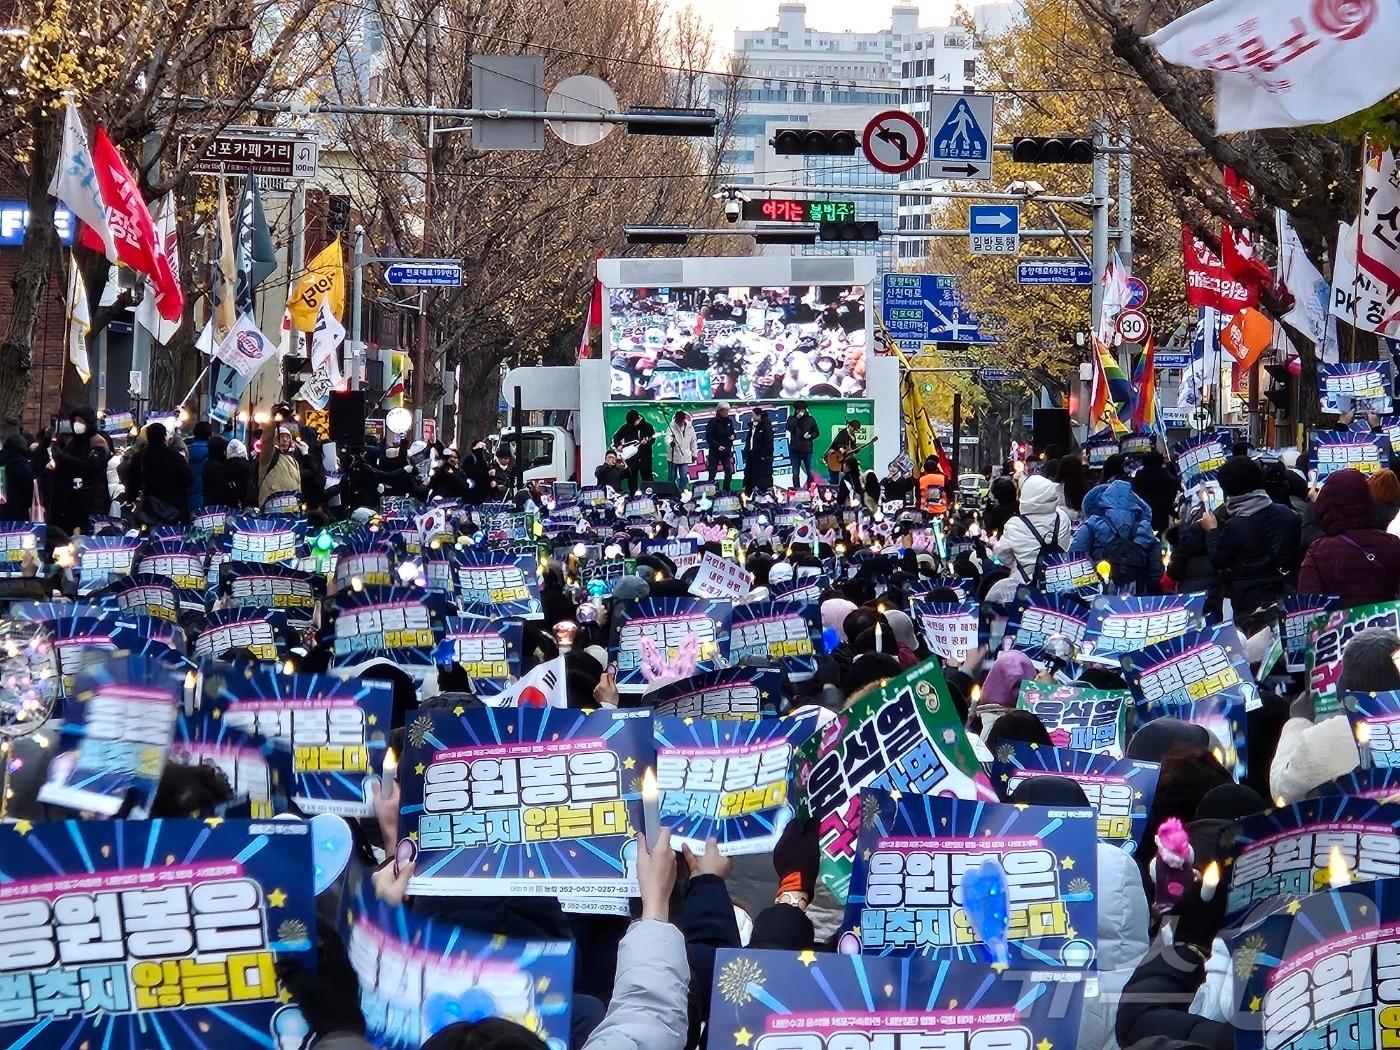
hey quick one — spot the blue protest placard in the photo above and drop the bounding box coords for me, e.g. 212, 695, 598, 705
194, 608, 291, 663
1310, 427, 1392, 479
330, 586, 447, 674
611, 597, 733, 693
76, 535, 145, 595
1084, 431, 1118, 467
1081, 593, 1204, 663
1041, 552, 1104, 596
435, 615, 524, 698
654, 715, 817, 856
1230, 880, 1400, 1050
729, 600, 819, 680
38, 656, 180, 815
171, 700, 293, 819
1226, 798, 1400, 923
341, 866, 574, 1050
1173, 433, 1230, 494
992, 741, 1159, 854
49, 613, 188, 697
399, 706, 654, 897
1320, 359, 1394, 412
0, 817, 317, 1048
1319, 765, 1400, 801
1126, 624, 1254, 781
709, 949, 1085, 1050
1282, 594, 1342, 673
452, 552, 542, 618
1005, 590, 1089, 663
224, 515, 305, 564
842, 791, 1098, 968
1016, 680, 1130, 757
138, 540, 211, 609
645, 667, 781, 720
1345, 690, 1400, 769
210, 665, 392, 818
640, 537, 702, 574
191, 505, 231, 538
221, 561, 325, 622
109, 572, 182, 624
0, 521, 44, 576
911, 600, 983, 661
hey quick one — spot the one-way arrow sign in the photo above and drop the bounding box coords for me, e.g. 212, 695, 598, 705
968, 204, 1019, 255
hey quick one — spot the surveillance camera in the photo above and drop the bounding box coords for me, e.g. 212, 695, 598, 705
724, 199, 742, 223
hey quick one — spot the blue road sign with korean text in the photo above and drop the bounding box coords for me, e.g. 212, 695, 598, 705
926, 94, 995, 180
881, 273, 993, 347
1017, 259, 1094, 286
383, 263, 463, 287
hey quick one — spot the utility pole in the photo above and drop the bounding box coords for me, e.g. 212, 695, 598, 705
1117, 130, 1133, 274
415, 21, 435, 434
1089, 118, 1110, 342
350, 225, 364, 391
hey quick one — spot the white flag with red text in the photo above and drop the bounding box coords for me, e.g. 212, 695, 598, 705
1148, 0, 1400, 133
48, 100, 117, 262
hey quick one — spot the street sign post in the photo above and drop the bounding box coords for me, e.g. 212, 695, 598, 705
180, 132, 318, 179
979, 368, 1019, 382
926, 94, 995, 181
881, 273, 994, 348
968, 204, 1020, 255
1017, 259, 1094, 286
1116, 308, 1151, 343
383, 261, 464, 287
861, 111, 926, 176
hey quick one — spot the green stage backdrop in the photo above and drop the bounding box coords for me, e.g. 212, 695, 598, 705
603, 399, 875, 488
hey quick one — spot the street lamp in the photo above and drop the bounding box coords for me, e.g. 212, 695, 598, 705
386, 406, 413, 436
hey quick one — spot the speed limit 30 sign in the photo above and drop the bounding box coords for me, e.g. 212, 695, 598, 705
1116, 308, 1151, 344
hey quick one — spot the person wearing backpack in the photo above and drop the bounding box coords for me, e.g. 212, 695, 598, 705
1069, 475, 1163, 593
1201, 456, 1300, 617
993, 475, 1072, 587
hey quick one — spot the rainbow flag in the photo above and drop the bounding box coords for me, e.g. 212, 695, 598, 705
1131, 334, 1162, 437
1089, 337, 1133, 435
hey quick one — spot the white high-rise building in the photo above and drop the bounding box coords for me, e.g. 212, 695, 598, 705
711, 2, 1021, 272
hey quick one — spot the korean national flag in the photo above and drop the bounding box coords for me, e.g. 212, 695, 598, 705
484, 655, 567, 708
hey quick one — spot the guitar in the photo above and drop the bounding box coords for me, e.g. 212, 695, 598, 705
824, 436, 877, 473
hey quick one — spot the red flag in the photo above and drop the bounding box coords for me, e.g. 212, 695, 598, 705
1181, 226, 1252, 313
1220, 169, 1270, 299
78, 126, 182, 322
932, 436, 953, 480
576, 251, 604, 363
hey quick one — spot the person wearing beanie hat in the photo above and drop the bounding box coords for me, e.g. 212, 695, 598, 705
1270, 627, 1400, 803
1201, 455, 1300, 617
980, 650, 1038, 707
1127, 717, 1212, 762
1299, 468, 1400, 606
881, 609, 920, 668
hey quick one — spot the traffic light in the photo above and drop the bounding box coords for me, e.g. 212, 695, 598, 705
818, 220, 881, 241
772, 129, 858, 156
1264, 363, 1294, 413
1010, 136, 1095, 164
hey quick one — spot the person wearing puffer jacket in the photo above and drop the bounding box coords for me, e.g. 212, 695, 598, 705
1297, 468, 1400, 606
993, 474, 1072, 586
1069, 477, 1163, 593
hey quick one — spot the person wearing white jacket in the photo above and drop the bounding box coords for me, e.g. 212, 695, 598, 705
665, 411, 699, 490
993, 474, 1073, 585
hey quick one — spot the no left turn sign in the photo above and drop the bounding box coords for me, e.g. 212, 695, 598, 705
862, 110, 927, 175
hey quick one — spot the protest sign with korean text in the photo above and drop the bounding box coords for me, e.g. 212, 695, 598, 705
341, 865, 574, 1050
842, 791, 1098, 968
194, 608, 290, 663
688, 551, 753, 601
640, 537, 702, 574
1283, 594, 1342, 673
435, 615, 523, 698
38, 656, 179, 815
655, 715, 817, 856
646, 667, 781, 720
49, 614, 187, 696
399, 706, 653, 897
1344, 690, 1400, 770
1308, 601, 1400, 718
1310, 428, 1392, 479
611, 597, 732, 693
1016, 680, 1130, 757
1005, 590, 1089, 664
1173, 433, 1230, 494
0, 522, 45, 576
210, 665, 392, 817
330, 586, 447, 674
171, 699, 292, 819
452, 552, 542, 619
729, 600, 819, 680
1226, 798, 1400, 922
1041, 553, 1104, 596
1126, 623, 1254, 781
110, 573, 181, 624
224, 515, 305, 565
912, 600, 983, 661
221, 562, 324, 622
794, 659, 995, 902
77, 535, 145, 595
1081, 593, 1203, 663
1320, 359, 1394, 413
992, 742, 1159, 854
708, 949, 1085, 1050
0, 817, 316, 1048
138, 540, 210, 609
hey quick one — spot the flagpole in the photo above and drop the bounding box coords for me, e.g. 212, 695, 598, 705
179, 366, 210, 411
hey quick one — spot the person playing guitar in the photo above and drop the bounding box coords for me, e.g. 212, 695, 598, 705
611, 410, 656, 493
824, 420, 875, 505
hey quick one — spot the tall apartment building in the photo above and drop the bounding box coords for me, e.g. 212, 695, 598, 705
711, 2, 1020, 273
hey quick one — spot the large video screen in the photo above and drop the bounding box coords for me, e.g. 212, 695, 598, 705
607, 285, 868, 401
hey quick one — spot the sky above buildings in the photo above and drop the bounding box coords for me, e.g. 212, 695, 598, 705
674, 0, 965, 53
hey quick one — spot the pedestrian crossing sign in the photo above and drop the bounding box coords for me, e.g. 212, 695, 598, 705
926, 93, 994, 181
